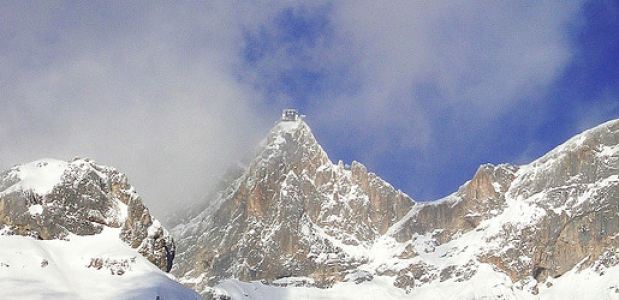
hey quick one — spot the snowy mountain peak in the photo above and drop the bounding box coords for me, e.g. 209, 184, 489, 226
508, 118, 619, 206
0, 157, 124, 198
0, 157, 174, 272
0, 158, 202, 300
172, 115, 619, 300
263, 111, 317, 154
172, 112, 414, 295
1, 158, 68, 196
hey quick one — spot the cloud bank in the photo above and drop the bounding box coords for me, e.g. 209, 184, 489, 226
237, 1, 586, 198
3, 1, 608, 216
0, 2, 273, 215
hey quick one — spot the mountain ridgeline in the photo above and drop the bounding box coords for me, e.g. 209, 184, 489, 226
3, 110, 619, 300
172, 111, 412, 292
172, 111, 619, 299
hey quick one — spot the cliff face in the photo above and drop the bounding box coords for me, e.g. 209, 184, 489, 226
394, 163, 518, 245
382, 119, 619, 294
172, 117, 414, 294
477, 119, 619, 284
0, 157, 174, 272
173, 114, 619, 299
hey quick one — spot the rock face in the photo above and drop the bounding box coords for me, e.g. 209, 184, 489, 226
173, 113, 619, 298
0, 157, 174, 272
172, 114, 413, 294
477, 119, 619, 285
394, 163, 518, 246
380, 119, 619, 294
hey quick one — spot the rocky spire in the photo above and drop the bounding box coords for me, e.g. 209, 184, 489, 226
172, 111, 415, 295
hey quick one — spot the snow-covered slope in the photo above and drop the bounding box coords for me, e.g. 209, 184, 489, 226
207, 263, 619, 300
0, 157, 200, 299
173, 113, 619, 300
0, 228, 201, 300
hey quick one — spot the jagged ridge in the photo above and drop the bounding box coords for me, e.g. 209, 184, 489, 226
172, 113, 619, 299
172, 115, 413, 295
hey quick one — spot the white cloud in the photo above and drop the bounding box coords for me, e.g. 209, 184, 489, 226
233, 1, 584, 158
228, 1, 586, 198
0, 3, 278, 217
345, 2, 578, 101
0, 1, 588, 215
302, 1, 584, 172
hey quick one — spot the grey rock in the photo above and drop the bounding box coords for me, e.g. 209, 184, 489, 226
173, 114, 619, 296
172, 117, 413, 295
0, 157, 175, 272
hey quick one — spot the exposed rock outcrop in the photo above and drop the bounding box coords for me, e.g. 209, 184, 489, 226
478, 119, 619, 284
173, 113, 619, 298
172, 115, 414, 294
394, 163, 518, 245
382, 120, 619, 293
0, 157, 175, 272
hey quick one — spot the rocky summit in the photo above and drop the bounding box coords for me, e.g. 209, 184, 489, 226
0, 157, 175, 272
172, 111, 413, 295
3, 112, 619, 300
173, 112, 619, 300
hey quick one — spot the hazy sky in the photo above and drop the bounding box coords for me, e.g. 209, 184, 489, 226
1, 1, 618, 218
